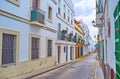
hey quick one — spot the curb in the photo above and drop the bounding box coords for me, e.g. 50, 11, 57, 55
26, 62, 73, 79
12, 60, 76, 79
26, 56, 89, 79
93, 61, 97, 79
12, 55, 89, 79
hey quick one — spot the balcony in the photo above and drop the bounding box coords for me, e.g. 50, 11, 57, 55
96, 13, 104, 26
57, 30, 76, 42
93, 0, 104, 27
74, 24, 83, 35
31, 9, 45, 26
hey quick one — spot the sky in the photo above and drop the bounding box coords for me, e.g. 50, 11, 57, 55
71, 0, 98, 43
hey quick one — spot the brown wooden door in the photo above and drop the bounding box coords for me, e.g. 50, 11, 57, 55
58, 46, 61, 63
75, 47, 78, 59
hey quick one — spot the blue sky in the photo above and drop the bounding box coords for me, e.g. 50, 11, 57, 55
71, 0, 98, 42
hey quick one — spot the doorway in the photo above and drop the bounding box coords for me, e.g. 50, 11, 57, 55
58, 46, 61, 63
70, 46, 73, 60
66, 46, 68, 61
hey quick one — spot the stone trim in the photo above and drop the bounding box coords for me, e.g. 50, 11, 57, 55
0, 9, 29, 24
0, 28, 20, 66
7, 0, 20, 6
29, 34, 41, 60
0, 9, 57, 33
46, 37, 53, 57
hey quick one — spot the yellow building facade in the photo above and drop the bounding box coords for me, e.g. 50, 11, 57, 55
74, 20, 84, 59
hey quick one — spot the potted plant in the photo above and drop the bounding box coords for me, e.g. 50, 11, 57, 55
62, 30, 67, 34
69, 32, 73, 37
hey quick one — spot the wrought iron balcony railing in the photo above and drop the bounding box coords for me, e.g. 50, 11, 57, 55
57, 30, 76, 42
31, 8, 45, 24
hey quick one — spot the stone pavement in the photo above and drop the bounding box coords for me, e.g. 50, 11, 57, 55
95, 61, 104, 79
11, 53, 104, 79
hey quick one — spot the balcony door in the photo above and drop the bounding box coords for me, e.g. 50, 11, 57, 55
47, 40, 52, 57
32, 0, 40, 10
58, 46, 61, 63
70, 46, 73, 60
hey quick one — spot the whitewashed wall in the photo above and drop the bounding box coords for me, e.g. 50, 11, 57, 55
107, 0, 119, 72
0, 0, 57, 62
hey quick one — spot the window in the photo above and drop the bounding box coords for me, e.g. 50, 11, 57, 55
30, 34, 40, 60
71, 13, 73, 25
68, 10, 70, 22
58, 23, 61, 39
66, 27, 68, 33
63, 5, 66, 19
58, 0, 61, 14
48, 6, 52, 20
71, 20, 73, 25
32, 0, 40, 10
47, 40, 52, 57
2, 34, 16, 65
58, 23, 61, 31
31, 37, 39, 59
7, 0, 20, 6
64, 46, 66, 53
0, 28, 19, 66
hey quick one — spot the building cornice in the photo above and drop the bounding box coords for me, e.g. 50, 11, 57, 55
0, 9, 30, 24
0, 9, 57, 33
56, 40, 76, 45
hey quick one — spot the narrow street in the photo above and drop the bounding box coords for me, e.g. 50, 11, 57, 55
27, 54, 98, 79
0, 0, 118, 79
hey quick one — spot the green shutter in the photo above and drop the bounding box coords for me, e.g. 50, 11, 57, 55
31, 10, 38, 21
118, 1, 120, 13
114, 1, 120, 79
114, 6, 117, 19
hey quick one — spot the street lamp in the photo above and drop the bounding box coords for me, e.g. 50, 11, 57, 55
92, 20, 95, 25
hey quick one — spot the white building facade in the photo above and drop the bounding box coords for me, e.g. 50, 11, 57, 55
95, 0, 120, 79
0, 0, 58, 78
80, 22, 90, 56
56, 0, 76, 64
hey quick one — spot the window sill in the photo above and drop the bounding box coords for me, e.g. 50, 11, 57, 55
7, 0, 20, 6
47, 19, 53, 23
1, 63, 16, 68
47, 55, 53, 58
31, 58, 40, 61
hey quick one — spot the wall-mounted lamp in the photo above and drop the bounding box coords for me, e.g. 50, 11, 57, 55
92, 20, 96, 26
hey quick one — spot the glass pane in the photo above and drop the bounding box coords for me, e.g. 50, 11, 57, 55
31, 37, 39, 59
48, 40, 52, 56
2, 34, 16, 65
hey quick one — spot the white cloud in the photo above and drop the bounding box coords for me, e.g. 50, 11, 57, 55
72, 0, 98, 42
88, 26, 98, 42
75, 9, 95, 24
74, 0, 96, 10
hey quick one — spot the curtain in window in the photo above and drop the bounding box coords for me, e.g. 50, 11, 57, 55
33, 0, 38, 9
31, 38, 39, 59
2, 34, 15, 65
48, 40, 52, 56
